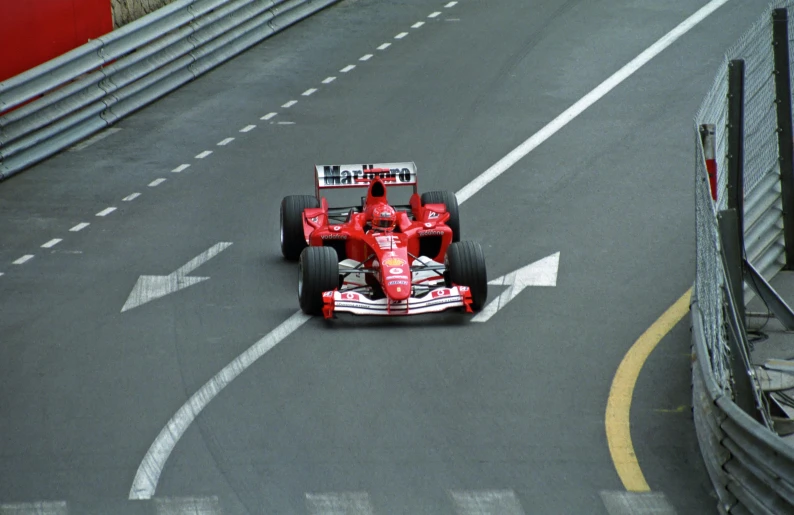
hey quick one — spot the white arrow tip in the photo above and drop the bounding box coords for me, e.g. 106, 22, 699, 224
121, 275, 209, 312
488, 251, 559, 287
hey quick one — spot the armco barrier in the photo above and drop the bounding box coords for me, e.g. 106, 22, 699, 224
0, 0, 340, 181
693, 299, 794, 514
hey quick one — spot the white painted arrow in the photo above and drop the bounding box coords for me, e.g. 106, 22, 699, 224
472, 251, 559, 323
121, 242, 233, 312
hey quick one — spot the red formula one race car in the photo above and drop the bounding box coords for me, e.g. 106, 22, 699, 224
279, 162, 487, 318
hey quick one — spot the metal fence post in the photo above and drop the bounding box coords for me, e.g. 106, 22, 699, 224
726, 59, 745, 317
773, 8, 794, 268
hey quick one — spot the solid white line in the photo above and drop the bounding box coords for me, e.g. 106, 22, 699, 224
195, 150, 212, 159
129, 0, 731, 500
455, 0, 731, 205
377, 43, 391, 50
13, 255, 34, 265
217, 137, 235, 146
428, 11, 441, 18
450, 490, 526, 515
445, 1, 458, 6
96, 207, 116, 217
0, 501, 69, 514
282, 100, 298, 108
68, 128, 122, 152
341, 64, 356, 72
395, 32, 409, 39
359, 54, 373, 61
154, 496, 222, 515
306, 492, 375, 515
240, 124, 256, 132
302, 88, 318, 96
69, 223, 90, 232
411, 21, 425, 28
123, 193, 141, 201
171, 164, 190, 173
600, 491, 677, 515
261, 112, 278, 120
322, 76, 336, 84
129, 310, 310, 499
148, 178, 166, 187
41, 239, 63, 249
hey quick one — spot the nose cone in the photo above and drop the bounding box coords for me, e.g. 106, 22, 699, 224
380, 254, 411, 301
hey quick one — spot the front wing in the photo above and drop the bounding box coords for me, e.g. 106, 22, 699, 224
322, 286, 473, 319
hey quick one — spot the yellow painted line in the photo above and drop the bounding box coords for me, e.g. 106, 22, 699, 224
605, 287, 692, 492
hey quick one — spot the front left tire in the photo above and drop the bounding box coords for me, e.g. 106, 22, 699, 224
281, 195, 320, 261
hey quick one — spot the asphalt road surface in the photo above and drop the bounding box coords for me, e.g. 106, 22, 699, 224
0, 0, 772, 513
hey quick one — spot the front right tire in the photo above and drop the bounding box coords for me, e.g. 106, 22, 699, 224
298, 246, 340, 315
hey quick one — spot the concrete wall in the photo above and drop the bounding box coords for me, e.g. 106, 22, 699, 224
111, 0, 177, 28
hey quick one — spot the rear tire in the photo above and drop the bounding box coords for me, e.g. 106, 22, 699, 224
281, 195, 320, 260
445, 241, 487, 311
298, 246, 339, 315
421, 190, 460, 242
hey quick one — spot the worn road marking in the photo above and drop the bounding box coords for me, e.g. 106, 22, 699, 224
428, 11, 441, 18
41, 239, 62, 249
217, 137, 234, 146
455, 0, 731, 203
305, 492, 374, 515
601, 491, 677, 515
359, 54, 373, 61
377, 43, 391, 50
0, 501, 69, 514
412, 21, 425, 28
154, 496, 222, 515
322, 76, 336, 83
171, 164, 190, 173
240, 125, 256, 132
282, 100, 298, 108
450, 490, 526, 515
195, 150, 212, 159
395, 32, 408, 39
445, 1, 458, 6
96, 207, 116, 217
13, 255, 34, 265
341, 64, 356, 72
277, 121, 296, 125
123, 193, 141, 201
148, 179, 166, 187
69, 223, 90, 232
606, 289, 692, 491
302, 88, 318, 96
261, 112, 277, 120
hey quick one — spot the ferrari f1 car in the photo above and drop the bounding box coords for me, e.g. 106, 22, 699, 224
279, 162, 487, 318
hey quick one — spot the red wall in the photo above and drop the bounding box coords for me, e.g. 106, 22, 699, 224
0, 0, 113, 82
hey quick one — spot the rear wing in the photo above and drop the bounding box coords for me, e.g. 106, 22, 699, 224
314, 162, 418, 197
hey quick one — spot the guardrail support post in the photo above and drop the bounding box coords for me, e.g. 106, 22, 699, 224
773, 8, 794, 268
720, 208, 747, 332
727, 59, 745, 239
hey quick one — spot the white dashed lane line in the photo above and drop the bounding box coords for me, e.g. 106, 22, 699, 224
195, 150, 212, 159
445, 1, 458, 7
261, 112, 277, 120
13, 255, 34, 265
148, 179, 166, 187
41, 239, 62, 249
377, 43, 391, 50
395, 32, 408, 39
123, 193, 141, 201
282, 100, 298, 108
302, 88, 318, 96
240, 125, 256, 132
322, 76, 336, 84
359, 54, 373, 61
412, 21, 425, 28
277, 121, 296, 125
428, 11, 441, 18
341, 64, 356, 72
172, 164, 190, 173
96, 207, 117, 217
70, 223, 90, 232
217, 137, 235, 146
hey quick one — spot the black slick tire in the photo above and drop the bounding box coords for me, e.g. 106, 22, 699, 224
298, 246, 339, 315
445, 241, 487, 311
421, 190, 460, 242
281, 195, 320, 260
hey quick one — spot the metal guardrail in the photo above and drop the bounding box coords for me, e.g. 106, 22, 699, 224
692, 300, 794, 514
0, 0, 340, 180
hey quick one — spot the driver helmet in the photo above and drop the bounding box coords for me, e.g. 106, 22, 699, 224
372, 203, 397, 231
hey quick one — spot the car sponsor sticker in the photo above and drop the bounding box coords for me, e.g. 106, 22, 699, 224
388, 280, 409, 285
419, 230, 444, 236
388, 267, 404, 274
386, 274, 409, 280
321, 234, 347, 240
323, 291, 334, 297
431, 289, 452, 298
383, 257, 406, 267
